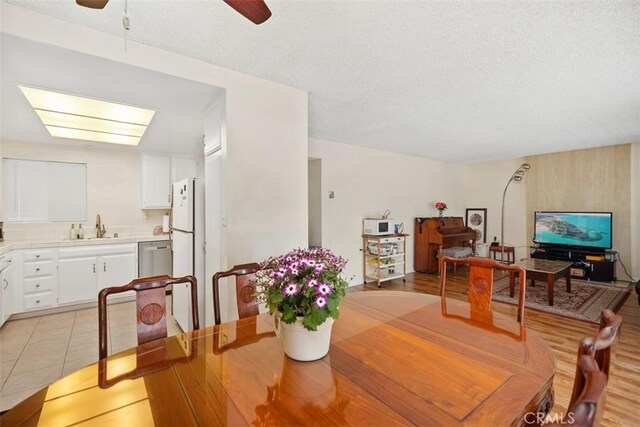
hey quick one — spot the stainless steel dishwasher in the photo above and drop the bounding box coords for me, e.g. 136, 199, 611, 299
138, 240, 172, 277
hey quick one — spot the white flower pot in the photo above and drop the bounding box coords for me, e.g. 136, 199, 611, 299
275, 313, 334, 361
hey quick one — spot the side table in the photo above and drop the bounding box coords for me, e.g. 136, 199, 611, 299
489, 245, 515, 264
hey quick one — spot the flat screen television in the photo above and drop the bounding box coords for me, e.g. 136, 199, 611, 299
533, 211, 612, 251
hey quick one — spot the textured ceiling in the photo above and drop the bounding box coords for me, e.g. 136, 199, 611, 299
4, 0, 639, 163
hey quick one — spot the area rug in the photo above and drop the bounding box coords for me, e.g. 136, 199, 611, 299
492, 276, 630, 324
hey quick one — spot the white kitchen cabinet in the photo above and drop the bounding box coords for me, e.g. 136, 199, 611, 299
172, 157, 197, 183
97, 252, 137, 297
141, 154, 197, 209
141, 154, 172, 209
58, 257, 97, 304
1, 262, 14, 326
21, 249, 57, 312
58, 244, 138, 305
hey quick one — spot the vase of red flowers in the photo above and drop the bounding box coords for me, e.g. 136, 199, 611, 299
434, 201, 447, 218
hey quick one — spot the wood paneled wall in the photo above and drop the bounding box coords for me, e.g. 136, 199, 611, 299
525, 144, 631, 272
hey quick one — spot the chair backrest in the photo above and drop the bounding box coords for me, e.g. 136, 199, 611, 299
547, 355, 607, 427
595, 309, 622, 378
569, 309, 622, 407
98, 275, 199, 359
439, 256, 527, 324
212, 263, 261, 325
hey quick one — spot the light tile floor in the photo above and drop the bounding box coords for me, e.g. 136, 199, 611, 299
0, 299, 183, 412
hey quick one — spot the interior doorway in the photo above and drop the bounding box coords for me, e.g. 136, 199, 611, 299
308, 158, 322, 248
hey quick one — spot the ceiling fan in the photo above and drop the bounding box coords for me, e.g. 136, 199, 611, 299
76, 0, 272, 25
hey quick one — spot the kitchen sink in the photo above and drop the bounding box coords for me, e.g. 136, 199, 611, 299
86, 236, 113, 240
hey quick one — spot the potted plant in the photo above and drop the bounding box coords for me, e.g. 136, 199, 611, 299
255, 247, 349, 361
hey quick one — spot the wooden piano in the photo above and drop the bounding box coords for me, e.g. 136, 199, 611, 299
414, 217, 477, 274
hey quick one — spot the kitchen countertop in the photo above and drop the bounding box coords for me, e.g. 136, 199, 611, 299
0, 235, 170, 256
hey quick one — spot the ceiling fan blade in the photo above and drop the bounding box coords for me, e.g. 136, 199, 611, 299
223, 0, 272, 25
76, 0, 109, 9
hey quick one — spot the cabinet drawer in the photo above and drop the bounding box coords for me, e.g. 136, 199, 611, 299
23, 261, 56, 278
380, 236, 404, 244
24, 249, 54, 262
24, 276, 56, 294
23, 292, 56, 310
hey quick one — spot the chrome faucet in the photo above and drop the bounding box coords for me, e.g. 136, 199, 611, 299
96, 215, 106, 238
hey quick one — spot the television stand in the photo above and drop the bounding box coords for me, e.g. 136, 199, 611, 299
530, 246, 617, 283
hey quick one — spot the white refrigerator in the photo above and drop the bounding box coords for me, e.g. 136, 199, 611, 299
171, 178, 205, 332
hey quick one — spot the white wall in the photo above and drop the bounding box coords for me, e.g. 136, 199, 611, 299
223, 73, 308, 266
309, 138, 466, 284
465, 159, 529, 261
1, 4, 308, 263
1, 139, 166, 239
631, 143, 640, 280
308, 159, 322, 247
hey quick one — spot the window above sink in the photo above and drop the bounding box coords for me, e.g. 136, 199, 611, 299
2, 159, 87, 222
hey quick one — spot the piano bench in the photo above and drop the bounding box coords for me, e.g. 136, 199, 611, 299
441, 247, 474, 274
442, 246, 473, 258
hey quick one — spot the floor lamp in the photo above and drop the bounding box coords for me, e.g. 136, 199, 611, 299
500, 163, 531, 263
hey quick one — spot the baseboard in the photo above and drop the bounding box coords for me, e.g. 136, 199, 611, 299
7, 295, 136, 321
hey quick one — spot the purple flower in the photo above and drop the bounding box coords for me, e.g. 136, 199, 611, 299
283, 283, 299, 296
316, 283, 332, 295
315, 296, 327, 308
307, 279, 318, 288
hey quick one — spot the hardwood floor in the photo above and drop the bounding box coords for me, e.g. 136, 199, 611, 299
350, 270, 639, 427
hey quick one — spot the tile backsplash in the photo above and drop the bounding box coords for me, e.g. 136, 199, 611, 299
3, 221, 166, 241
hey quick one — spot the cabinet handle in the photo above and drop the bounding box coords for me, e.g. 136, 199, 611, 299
104, 263, 107, 272
36, 284, 40, 288
2, 279, 8, 290
168, 194, 170, 203
36, 267, 40, 272
36, 254, 41, 258
93, 264, 96, 273
36, 300, 40, 304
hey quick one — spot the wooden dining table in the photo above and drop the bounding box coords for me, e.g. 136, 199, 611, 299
1, 291, 556, 426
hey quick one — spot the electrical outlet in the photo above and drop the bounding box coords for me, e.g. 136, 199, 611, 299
329, 191, 335, 199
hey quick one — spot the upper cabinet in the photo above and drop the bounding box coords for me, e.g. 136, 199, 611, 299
204, 101, 224, 156
141, 154, 172, 209
141, 154, 197, 209
172, 157, 198, 183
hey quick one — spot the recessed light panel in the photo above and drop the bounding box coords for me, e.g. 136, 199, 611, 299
19, 85, 155, 146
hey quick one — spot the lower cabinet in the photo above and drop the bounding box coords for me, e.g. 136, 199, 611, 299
1, 263, 13, 327
96, 253, 137, 292
57, 244, 138, 306
21, 249, 57, 312
0, 243, 139, 322
58, 257, 97, 304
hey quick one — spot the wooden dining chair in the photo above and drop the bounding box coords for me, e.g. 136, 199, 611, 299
98, 275, 199, 359
439, 256, 527, 324
546, 355, 607, 427
568, 309, 623, 407
212, 263, 261, 325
